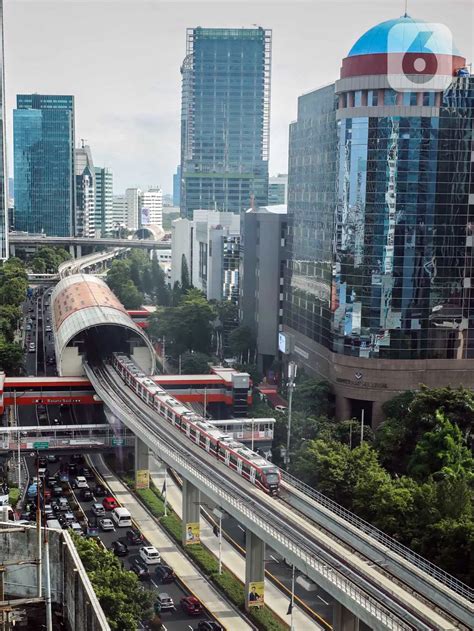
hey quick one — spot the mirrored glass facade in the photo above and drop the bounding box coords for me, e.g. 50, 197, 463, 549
285, 77, 474, 362
180, 27, 271, 219
13, 94, 75, 237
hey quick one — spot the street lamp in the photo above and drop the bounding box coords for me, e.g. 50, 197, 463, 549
285, 361, 297, 472
212, 508, 225, 575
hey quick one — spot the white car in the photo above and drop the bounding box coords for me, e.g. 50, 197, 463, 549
91, 503, 105, 516
99, 518, 114, 532
157, 593, 175, 610
274, 405, 288, 413
139, 545, 161, 565
73, 476, 89, 489
45, 325, 52, 332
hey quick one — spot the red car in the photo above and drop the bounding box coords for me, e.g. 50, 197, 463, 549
102, 496, 119, 511
180, 596, 203, 616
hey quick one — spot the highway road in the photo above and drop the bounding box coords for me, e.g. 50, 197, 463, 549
23, 455, 223, 630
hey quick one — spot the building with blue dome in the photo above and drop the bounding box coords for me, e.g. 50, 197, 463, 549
282, 16, 473, 425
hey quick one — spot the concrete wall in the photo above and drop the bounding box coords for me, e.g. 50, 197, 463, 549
170, 218, 192, 287
1, 523, 110, 631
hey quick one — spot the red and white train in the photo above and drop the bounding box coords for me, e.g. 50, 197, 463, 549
113, 353, 281, 495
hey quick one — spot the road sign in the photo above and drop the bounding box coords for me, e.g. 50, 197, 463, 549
33, 441, 49, 450
112, 437, 124, 446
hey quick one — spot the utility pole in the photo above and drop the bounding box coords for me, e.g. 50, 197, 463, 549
290, 564, 295, 631
203, 388, 207, 418
361, 408, 365, 445
36, 453, 42, 599
286, 361, 297, 472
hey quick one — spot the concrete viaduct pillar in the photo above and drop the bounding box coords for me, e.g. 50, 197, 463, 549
182, 479, 200, 546
245, 529, 265, 611
134, 436, 150, 489
333, 602, 360, 631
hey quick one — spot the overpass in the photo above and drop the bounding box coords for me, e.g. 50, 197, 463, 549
8, 233, 171, 257
87, 359, 473, 631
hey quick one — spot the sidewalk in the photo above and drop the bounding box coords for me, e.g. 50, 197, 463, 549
88, 454, 253, 631
150, 457, 324, 631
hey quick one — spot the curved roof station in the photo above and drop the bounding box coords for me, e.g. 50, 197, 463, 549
51, 274, 155, 376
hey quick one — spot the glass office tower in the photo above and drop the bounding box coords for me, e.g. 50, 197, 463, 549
180, 27, 271, 219
283, 16, 473, 424
14, 94, 75, 237
0, 1, 8, 259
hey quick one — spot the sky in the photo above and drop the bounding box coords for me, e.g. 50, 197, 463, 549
4, 0, 473, 195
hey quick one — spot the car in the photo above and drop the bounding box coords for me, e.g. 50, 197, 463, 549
196, 622, 224, 631
69, 522, 83, 536
47, 454, 58, 463
28, 344, 35, 352
80, 488, 93, 501
43, 488, 52, 501
73, 476, 88, 489
139, 546, 161, 565
180, 596, 203, 616
81, 467, 93, 479
63, 511, 75, 524
45, 325, 51, 332
155, 564, 175, 584
156, 593, 174, 611
111, 541, 128, 557
37, 456, 47, 467
125, 528, 143, 545
98, 518, 114, 532
91, 503, 105, 517
94, 484, 106, 497
274, 405, 288, 413
57, 497, 69, 512
38, 467, 48, 478
67, 463, 78, 476
102, 497, 119, 511
44, 505, 54, 519
72, 454, 84, 464
131, 558, 150, 581
27, 484, 38, 498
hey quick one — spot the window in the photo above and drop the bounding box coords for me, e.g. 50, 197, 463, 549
384, 89, 397, 105
367, 90, 378, 106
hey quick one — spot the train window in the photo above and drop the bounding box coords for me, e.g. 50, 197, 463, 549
250, 468, 256, 484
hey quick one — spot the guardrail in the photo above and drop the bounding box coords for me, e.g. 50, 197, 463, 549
281, 471, 473, 603
88, 363, 428, 631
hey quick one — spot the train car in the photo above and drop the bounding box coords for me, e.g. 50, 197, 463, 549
112, 353, 281, 495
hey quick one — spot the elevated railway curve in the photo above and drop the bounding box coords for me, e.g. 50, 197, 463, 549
86, 360, 473, 631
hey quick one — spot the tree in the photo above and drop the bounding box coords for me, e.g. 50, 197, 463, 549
119, 281, 144, 310
151, 252, 169, 306
30, 246, 70, 273
292, 377, 334, 417
180, 351, 211, 374
407, 411, 474, 482
229, 325, 256, 362
73, 534, 153, 630
0, 338, 23, 374
181, 254, 191, 291
148, 289, 214, 357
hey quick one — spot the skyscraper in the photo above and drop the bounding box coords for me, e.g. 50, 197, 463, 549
268, 174, 288, 205
180, 27, 271, 219
0, 1, 7, 260
75, 144, 95, 238
283, 16, 472, 425
94, 166, 113, 236
173, 165, 181, 207
14, 94, 75, 237
140, 187, 163, 227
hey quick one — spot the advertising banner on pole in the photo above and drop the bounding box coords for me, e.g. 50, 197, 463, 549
185, 522, 200, 545
135, 469, 150, 490
248, 581, 264, 607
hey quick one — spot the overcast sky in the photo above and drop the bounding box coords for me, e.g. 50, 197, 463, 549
4, 0, 473, 195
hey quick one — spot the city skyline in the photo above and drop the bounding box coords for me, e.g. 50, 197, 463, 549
4, 0, 473, 195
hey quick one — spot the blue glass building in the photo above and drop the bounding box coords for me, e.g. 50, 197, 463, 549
180, 27, 271, 219
283, 17, 473, 424
14, 94, 75, 237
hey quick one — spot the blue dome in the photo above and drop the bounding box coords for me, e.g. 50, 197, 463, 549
347, 16, 461, 58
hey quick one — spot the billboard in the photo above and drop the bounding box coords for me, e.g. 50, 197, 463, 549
135, 469, 150, 490
185, 522, 200, 545
248, 581, 264, 607
141, 206, 151, 226
278, 332, 288, 354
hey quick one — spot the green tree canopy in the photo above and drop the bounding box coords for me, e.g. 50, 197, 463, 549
0, 338, 23, 374
180, 351, 211, 374
30, 246, 70, 273
229, 325, 256, 362
73, 534, 153, 630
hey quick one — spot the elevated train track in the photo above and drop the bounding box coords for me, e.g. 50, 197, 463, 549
86, 360, 472, 631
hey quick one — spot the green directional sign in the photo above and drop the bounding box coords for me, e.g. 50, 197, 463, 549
33, 441, 49, 450
112, 437, 124, 446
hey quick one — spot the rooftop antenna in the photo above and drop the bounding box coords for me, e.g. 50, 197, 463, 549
80, 138, 87, 148
404, 0, 408, 17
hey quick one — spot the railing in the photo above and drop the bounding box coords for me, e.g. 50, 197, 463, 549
89, 363, 424, 631
282, 471, 473, 602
